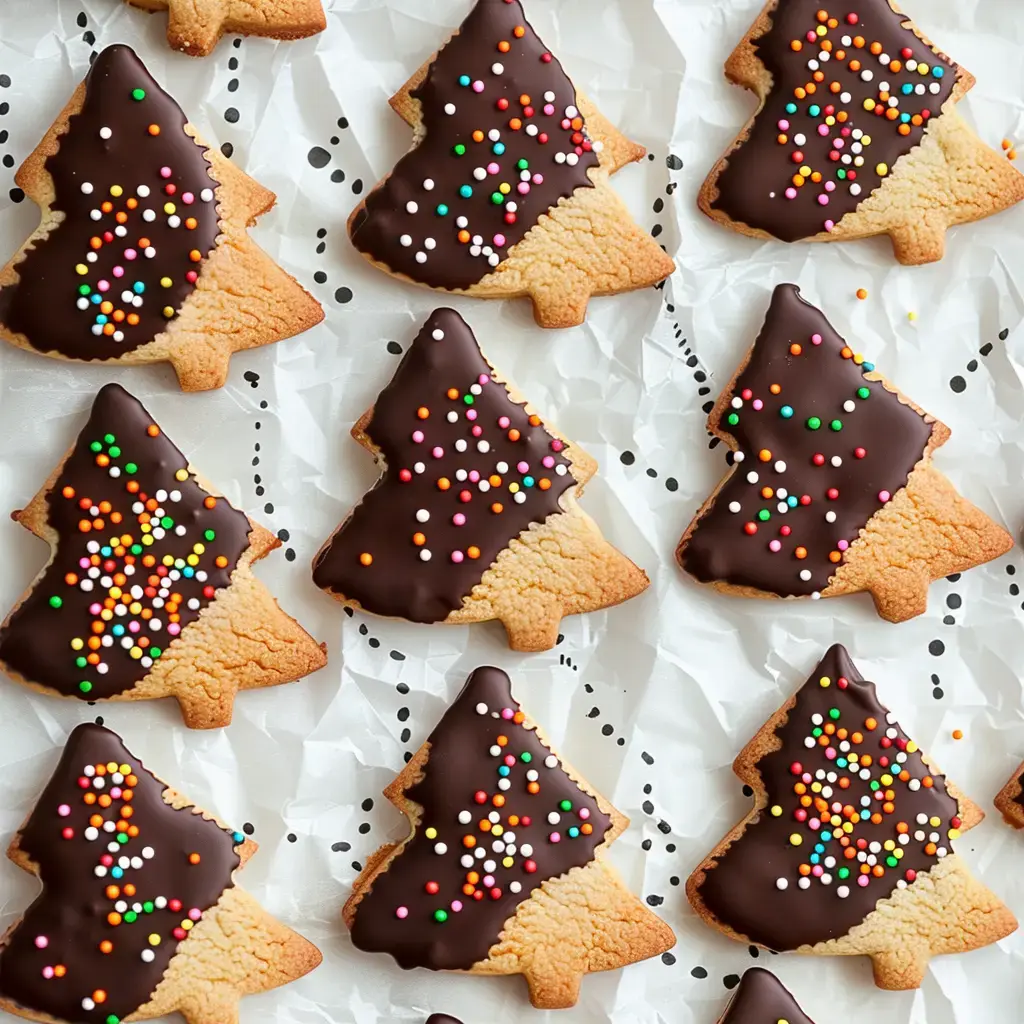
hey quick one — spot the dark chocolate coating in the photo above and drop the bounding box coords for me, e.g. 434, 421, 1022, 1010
0, 724, 240, 1024
696, 644, 960, 950
0, 44, 220, 359
0, 383, 252, 700
313, 308, 573, 623
350, 667, 611, 970
681, 284, 932, 596
719, 968, 816, 1024
349, 0, 599, 291
426, 1016, 465, 1024
712, 0, 956, 241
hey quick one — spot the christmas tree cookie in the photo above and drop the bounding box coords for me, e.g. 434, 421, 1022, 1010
124, 0, 326, 57
677, 284, 1012, 622
0, 723, 321, 1024
344, 667, 675, 1008
0, 44, 323, 391
716, 969, 816, 1024
313, 308, 649, 651
348, 0, 675, 328
994, 761, 1024, 829
699, 0, 1024, 264
687, 645, 1016, 990
0, 383, 326, 729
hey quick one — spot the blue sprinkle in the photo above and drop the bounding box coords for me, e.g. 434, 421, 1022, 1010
933, 66, 944, 78
183, 566, 195, 578
837, 757, 847, 768
492, 142, 506, 156
111, 867, 123, 879
900, 112, 911, 123
459, 75, 471, 87
902, 83, 914, 95
233, 831, 244, 843
814, 843, 825, 854
523, 476, 535, 488
112, 625, 125, 637
780, 405, 794, 419
460, 185, 473, 198
787, 495, 798, 508
95, 314, 108, 325
860, 809, 871, 820
91, 294, 102, 304
498, 765, 510, 777
785, 102, 797, 114
809, 853, 820, 864
863, 361, 875, 372
133, 281, 145, 294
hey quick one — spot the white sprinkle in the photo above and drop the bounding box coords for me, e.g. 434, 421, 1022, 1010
776, 878, 788, 890
837, 886, 849, 898
415, 252, 427, 264
547, 812, 560, 825
565, 152, 579, 166
143, 209, 157, 222
423, 178, 435, 190
746, 471, 759, 484
731, 396, 743, 409
459, 811, 473, 825
544, 755, 557, 769
406, 201, 419, 214
774, 460, 786, 473
510, 881, 522, 893
860, 69, 873, 82
434, 842, 447, 855
89, 209, 102, 221
798, 877, 811, 889
77, 297, 90, 310
141, 949, 156, 963
416, 509, 430, 523
520, 844, 533, 857
424, 237, 436, 250
825, 511, 837, 523
167, 215, 180, 228
99, 127, 112, 140
444, 103, 456, 115
419, 549, 432, 562
82, 999, 96, 1011
81, 182, 94, 194
799, 569, 812, 581
432, 329, 445, 341
849, 184, 862, 197
492, 63, 504, 74
477, 440, 490, 453
475, 702, 487, 715
488, 129, 500, 142
456, 216, 468, 229
200, 188, 215, 202
728, 501, 741, 513
831, 456, 842, 467
733, 451, 745, 463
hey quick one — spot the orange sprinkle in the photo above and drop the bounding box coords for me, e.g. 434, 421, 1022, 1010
185, 217, 198, 230
538, 478, 551, 491
54, 966, 66, 979
412, 533, 426, 547
507, 428, 521, 442
462, 835, 476, 848
498, 40, 510, 52
856, 289, 868, 300
492, 793, 505, 806
795, 546, 808, 559
509, 118, 522, 131
790, 342, 802, 356
491, 502, 503, 514
123, 883, 136, 896
188, 852, 201, 865
527, 782, 540, 794
769, 383, 782, 395
417, 406, 429, 420
148, 124, 160, 136
513, 25, 525, 38
204, 496, 217, 509
790, 40, 803, 52
437, 477, 451, 491
359, 552, 373, 566
458, 229, 471, 244
758, 449, 772, 462
147, 424, 160, 437
467, 546, 481, 559
107, 912, 122, 927
952, 729, 964, 740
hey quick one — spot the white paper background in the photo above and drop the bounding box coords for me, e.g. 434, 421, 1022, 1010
1, 1, 1024, 1022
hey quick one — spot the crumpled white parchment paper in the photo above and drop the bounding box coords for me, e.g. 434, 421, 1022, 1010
2, 1, 1024, 1022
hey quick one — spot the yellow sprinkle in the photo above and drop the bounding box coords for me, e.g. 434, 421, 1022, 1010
930, 816, 941, 827
148, 934, 161, 946
908, 311, 917, 321
106, 762, 118, 773
109, 185, 123, 197
862, 98, 875, 111
129, 602, 141, 615
508, 482, 520, 493
948, 828, 961, 840
425, 827, 438, 839
75, 264, 88, 275
71, 638, 84, 651
160, 276, 173, 288
162, 306, 175, 318
129, 647, 142, 660
906, 740, 918, 753
491, 824, 504, 837
175, 469, 189, 482
788, 833, 802, 847
163, 202, 176, 215
861, 135, 872, 146
192, 543, 205, 555
502, 856, 514, 868
880, 774, 893, 786
119, 764, 130, 775
818, 675, 831, 688
141, 534, 154, 546
883, 839, 895, 851
186, 554, 199, 567
181, 920, 193, 931
876, 162, 889, 177
770, 805, 783, 817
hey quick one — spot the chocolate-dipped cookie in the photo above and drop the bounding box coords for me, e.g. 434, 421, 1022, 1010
687, 645, 1016, 989
0, 45, 323, 390
313, 308, 649, 651
348, 0, 675, 327
0, 383, 326, 728
124, 0, 326, 57
344, 667, 675, 1009
716, 969, 816, 1024
994, 761, 1024, 829
698, 0, 1024, 263
0, 723, 321, 1024
676, 283, 1012, 622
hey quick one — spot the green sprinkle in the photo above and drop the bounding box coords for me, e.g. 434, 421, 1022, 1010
757, 509, 771, 522
463, 395, 474, 406
812, 727, 823, 737
106, 1016, 120, 1024
520, 751, 532, 763
829, 419, 843, 431
124, 910, 138, 923
108, 445, 121, 459
125, 462, 138, 474
143, 901, 154, 913
490, 192, 504, 205
453, 144, 466, 156
76, 657, 87, 669
838, 866, 850, 879
79, 284, 91, 296
727, 412, 740, 426
161, 516, 173, 529
433, 909, 448, 923
131, 544, 143, 555
559, 799, 572, 811
104, 433, 116, 445
79, 681, 92, 694
90, 441, 103, 453
857, 387, 870, 400
49, 595, 63, 609
828, 708, 840, 720
150, 648, 162, 658
806, 416, 821, 430
204, 529, 216, 541
117, 833, 129, 845
886, 855, 899, 867
131, 87, 145, 101
517, 158, 529, 170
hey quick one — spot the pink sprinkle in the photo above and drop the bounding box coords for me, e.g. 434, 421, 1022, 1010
89, 603, 102, 615
124, 248, 137, 260
561, 118, 571, 130
517, 461, 529, 473
471, 425, 483, 437
752, 399, 764, 411
805, 30, 816, 41
186, 270, 198, 283
857, 875, 870, 887
550, 439, 564, 452
811, 334, 822, 344
817, 124, 829, 137
801, 773, 812, 784
518, 182, 531, 195
785, 187, 797, 200
494, 234, 506, 247
532, 173, 544, 185
824, 220, 835, 232
182, 192, 195, 204
112, 266, 124, 278
824, 181, 836, 192
498, 416, 511, 429
79, 557, 90, 569
411, 430, 424, 444
167, 623, 181, 637
451, 900, 464, 912
110, 787, 121, 799
809, 818, 821, 830
189, 908, 202, 921
841, 126, 852, 136
395, 906, 409, 919
817, 195, 829, 206
57, 804, 71, 817
542, 456, 554, 468
468, 470, 480, 483
482, 875, 495, 887
160, 166, 172, 178
504, 755, 515, 767
812, 865, 824, 876
487, 162, 500, 175
478, 374, 488, 385
453, 514, 466, 526
549, 832, 561, 843
127, 621, 140, 633
577, 807, 590, 820
825, 747, 837, 760
501, 708, 514, 720
97, 280, 110, 292
451, 550, 465, 564
34, 936, 48, 949
544, 103, 554, 115
769, 540, 782, 553
101, 855, 113, 867
778, 119, 790, 131
42, 967, 54, 980
833, 138, 845, 149
878, 490, 891, 503
466, 409, 478, 421
837, 539, 849, 552
173, 928, 187, 940
432, 446, 443, 459
472, 80, 485, 93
